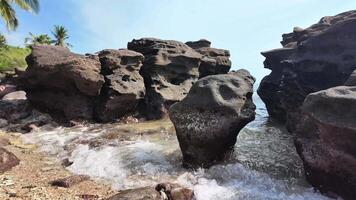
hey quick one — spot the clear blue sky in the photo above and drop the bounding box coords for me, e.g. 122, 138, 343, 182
1, 0, 355, 83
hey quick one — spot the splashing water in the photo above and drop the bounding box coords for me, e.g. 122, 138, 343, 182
21, 95, 331, 200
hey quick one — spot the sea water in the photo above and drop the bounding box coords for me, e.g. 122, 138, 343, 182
22, 95, 331, 200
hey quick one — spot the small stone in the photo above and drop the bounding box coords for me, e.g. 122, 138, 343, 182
50, 175, 90, 188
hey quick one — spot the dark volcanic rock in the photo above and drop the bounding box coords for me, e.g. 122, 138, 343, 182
96, 49, 145, 122
169, 70, 256, 168
128, 38, 202, 119
186, 39, 211, 49
257, 11, 356, 131
187, 39, 231, 78
50, 175, 90, 188
295, 86, 356, 200
0, 147, 20, 174
23, 45, 105, 120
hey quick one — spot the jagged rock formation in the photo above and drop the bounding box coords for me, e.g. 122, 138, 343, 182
257, 11, 356, 131
128, 38, 203, 119
170, 70, 255, 168
95, 49, 145, 122
186, 39, 231, 78
23, 45, 105, 120
22, 38, 232, 122
295, 86, 356, 200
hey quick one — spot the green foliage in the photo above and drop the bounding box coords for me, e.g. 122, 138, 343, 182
0, 45, 30, 71
25, 32, 52, 46
52, 25, 71, 47
0, 32, 6, 48
0, 0, 39, 30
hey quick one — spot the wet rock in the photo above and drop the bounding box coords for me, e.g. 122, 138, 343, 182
155, 183, 195, 200
107, 184, 194, 200
49, 175, 90, 188
257, 11, 356, 131
22, 44, 105, 120
0, 147, 20, 174
107, 187, 160, 200
295, 86, 356, 200
0, 100, 30, 123
187, 40, 231, 78
170, 70, 256, 168
2, 91, 26, 101
95, 49, 145, 122
128, 38, 202, 119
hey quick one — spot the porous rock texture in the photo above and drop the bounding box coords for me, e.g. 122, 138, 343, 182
295, 86, 356, 200
23, 45, 105, 120
257, 11, 356, 131
128, 38, 202, 119
95, 49, 145, 122
22, 45, 146, 122
22, 38, 232, 122
170, 70, 256, 168
186, 39, 232, 78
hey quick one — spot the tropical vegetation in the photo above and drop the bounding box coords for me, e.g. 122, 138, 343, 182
52, 25, 71, 47
0, 45, 30, 71
0, 0, 39, 30
25, 32, 52, 46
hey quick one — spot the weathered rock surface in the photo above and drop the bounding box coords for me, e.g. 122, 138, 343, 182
295, 86, 356, 200
23, 45, 105, 120
170, 70, 256, 168
95, 49, 145, 122
0, 147, 20, 174
257, 11, 356, 131
0, 99, 53, 133
186, 39, 231, 78
107, 183, 195, 200
128, 38, 202, 119
50, 175, 90, 188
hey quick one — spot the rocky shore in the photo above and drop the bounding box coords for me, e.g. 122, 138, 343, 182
258, 10, 356, 200
0, 10, 356, 200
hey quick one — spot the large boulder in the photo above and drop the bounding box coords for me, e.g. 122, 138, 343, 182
169, 70, 256, 168
186, 39, 231, 78
128, 38, 202, 119
257, 11, 356, 131
295, 86, 356, 200
23, 45, 105, 120
95, 49, 145, 122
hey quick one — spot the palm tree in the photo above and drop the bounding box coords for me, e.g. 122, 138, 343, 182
25, 32, 52, 46
0, 32, 6, 48
52, 25, 71, 47
0, 0, 39, 30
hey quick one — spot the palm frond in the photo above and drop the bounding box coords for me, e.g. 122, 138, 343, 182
11, 0, 39, 13
0, 0, 18, 30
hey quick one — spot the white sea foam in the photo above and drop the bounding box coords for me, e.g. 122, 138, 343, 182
21, 101, 332, 200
